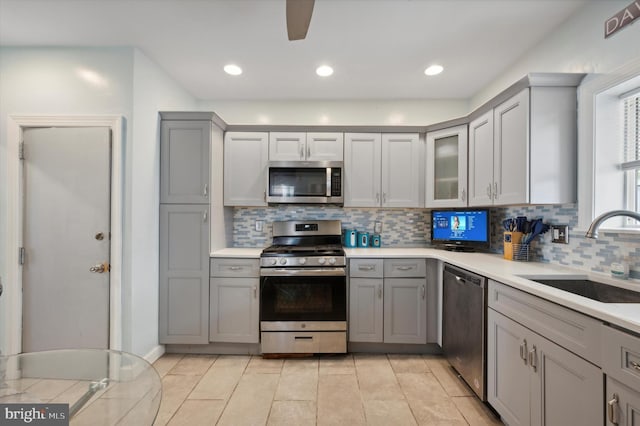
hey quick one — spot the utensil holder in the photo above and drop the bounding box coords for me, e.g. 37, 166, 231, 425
511, 244, 529, 262
503, 232, 523, 260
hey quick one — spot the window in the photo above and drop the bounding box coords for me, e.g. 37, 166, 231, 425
623, 91, 640, 214
578, 60, 640, 231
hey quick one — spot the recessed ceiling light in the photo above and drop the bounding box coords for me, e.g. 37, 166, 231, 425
424, 65, 444, 76
224, 64, 242, 76
316, 65, 334, 77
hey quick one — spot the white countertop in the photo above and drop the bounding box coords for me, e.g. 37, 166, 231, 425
211, 246, 640, 334
211, 248, 263, 258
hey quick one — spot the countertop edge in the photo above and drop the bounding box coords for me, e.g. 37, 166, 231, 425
210, 247, 640, 334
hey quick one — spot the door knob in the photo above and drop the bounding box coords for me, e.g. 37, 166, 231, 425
89, 262, 110, 273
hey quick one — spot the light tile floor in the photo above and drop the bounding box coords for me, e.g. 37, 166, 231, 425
152, 353, 503, 426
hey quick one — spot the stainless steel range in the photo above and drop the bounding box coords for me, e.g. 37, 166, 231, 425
260, 220, 347, 354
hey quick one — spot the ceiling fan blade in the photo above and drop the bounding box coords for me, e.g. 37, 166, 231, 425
286, 0, 315, 41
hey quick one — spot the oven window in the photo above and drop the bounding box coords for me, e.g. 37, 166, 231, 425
260, 275, 346, 322
269, 168, 327, 197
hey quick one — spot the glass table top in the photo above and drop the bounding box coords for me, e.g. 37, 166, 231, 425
0, 349, 161, 425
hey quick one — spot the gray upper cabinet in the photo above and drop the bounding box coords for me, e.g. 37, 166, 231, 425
159, 204, 210, 344
224, 132, 269, 206
269, 132, 343, 161
469, 85, 578, 206
426, 125, 468, 208
160, 120, 211, 204
344, 133, 382, 207
344, 133, 422, 208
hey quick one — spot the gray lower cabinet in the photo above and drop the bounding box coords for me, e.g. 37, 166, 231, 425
487, 280, 603, 426
209, 258, 260, 343
159, 204, 210, 344
601, 324, 640, 425
606, 377, 640, 426
348, 258, 427, 344
349, 277, 383, 342
384, 278, 427, 344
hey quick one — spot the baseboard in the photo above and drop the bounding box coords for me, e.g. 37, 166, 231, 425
144, 344, 165, 364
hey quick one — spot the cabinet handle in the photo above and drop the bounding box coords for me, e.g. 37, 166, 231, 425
378, 284, 382, 299
630, 360, 640, 372
383, 193, 387, 204
608, 393, 619, 425
358, 265, 374, 271
520, 339, 528, 365
203, 211, 208, 222
461, 188, 466, 202
493, 182, 498, 200
486, 184, 492, 199
253, 285, 257, 298
421, 285, 425, 299
229, 266, 242, 271
528, 346, 537, 372
376, 193, 380, 203
203, 184, 208, 197
397, 266, 413, 271
307, 145, 311, 158
300, 145, 304, 159
263, 190, 267, 202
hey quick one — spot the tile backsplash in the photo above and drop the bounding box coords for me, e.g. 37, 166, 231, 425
233, 204, 640, 277
492, 204, 640, 277
233, 206, 430, 248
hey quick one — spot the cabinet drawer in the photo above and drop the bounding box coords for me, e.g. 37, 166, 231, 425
261, 332, 346, 354
210, 258, 260, 277
602, 324, 640, 391
350, 259, 383, 278
488, 280, 602, 365
384, 259, 426, 278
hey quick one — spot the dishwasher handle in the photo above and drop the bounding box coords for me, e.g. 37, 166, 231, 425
444, 265, 485, 288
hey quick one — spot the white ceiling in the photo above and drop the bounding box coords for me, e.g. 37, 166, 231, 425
0, 0, 588, 101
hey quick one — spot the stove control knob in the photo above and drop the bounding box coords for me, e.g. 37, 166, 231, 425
279, 258, 287, 265
270, 259, 277, 266
328, 257, 336, 265
318, 257, 326, 265
298, 257, 307, 265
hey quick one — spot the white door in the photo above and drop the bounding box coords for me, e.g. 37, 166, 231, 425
22, 127, 111, 352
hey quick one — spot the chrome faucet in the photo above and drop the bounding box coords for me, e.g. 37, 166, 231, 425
585, 210, 640, 239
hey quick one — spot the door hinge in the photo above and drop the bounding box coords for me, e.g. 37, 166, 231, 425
19, 141, 25, 160
19, 247, 25, 265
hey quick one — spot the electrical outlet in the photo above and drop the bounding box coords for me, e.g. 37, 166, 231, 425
255, 220, 264, 232
374, 221, 383, 234
551, 224, 569, 244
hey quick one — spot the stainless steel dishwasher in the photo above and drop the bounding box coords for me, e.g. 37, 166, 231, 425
442, 263, 487, 400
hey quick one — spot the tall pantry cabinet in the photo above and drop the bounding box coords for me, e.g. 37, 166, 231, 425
159, 112, 225, 344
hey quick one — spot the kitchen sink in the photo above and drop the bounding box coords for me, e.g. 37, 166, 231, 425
528, 278, 640, 303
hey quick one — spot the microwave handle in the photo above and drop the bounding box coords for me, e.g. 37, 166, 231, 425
326, 168, 332, 197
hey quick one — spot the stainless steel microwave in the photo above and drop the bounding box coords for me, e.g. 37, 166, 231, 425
266, 161, 344, 204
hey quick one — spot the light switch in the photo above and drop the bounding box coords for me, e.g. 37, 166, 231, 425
550, 224, 569, 244
374, 221, 383, 234
255, 220, 264, 232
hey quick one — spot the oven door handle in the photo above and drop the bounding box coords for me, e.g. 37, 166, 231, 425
260, 268, 346, 277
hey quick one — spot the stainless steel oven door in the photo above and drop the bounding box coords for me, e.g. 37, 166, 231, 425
259, 268, 347, 323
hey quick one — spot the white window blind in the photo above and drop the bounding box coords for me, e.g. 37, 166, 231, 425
622, 91, 640, 170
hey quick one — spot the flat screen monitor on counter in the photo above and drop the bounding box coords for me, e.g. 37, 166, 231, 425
431, 209, 490, 251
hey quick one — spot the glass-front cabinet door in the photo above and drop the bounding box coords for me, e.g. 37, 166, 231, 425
426, 125, 468, 207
